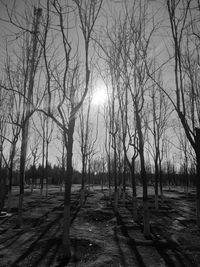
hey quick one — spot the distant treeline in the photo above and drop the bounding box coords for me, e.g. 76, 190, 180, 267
0, 163, 197, 187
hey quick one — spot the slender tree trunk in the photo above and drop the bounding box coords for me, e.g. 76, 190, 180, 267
158, 157, 163, 204
135, 106, 150, 237
60, 139, 65, 193
195, 128, 200, 228
40, 135, 45, 195
131, 157, 137, 221
81, 157, 85, 206
45, 140, 49, 197
140, 155, 150, 237
122, 160, 126, 206
114, 143, 118, 211
18, 124, 27, 227
159, 171, 163, 203
154, 156, 159, 210
7, 166, 12, 213
88, 160, 91, 190
62, 118, 75, 259
107, 152, 112, 201
186, 165, 189, 195
7, 144, 16, 213
18, 8, 42, 226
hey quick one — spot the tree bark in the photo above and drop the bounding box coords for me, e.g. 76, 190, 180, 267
18, 124, 27, 227
154, 156, 159, 210
158, 157, 163, 204
195, 128, 200, 228
131, 157, 137, 221
81, 156, 86, 206
62, 118, 75, 259
40, 130, 45, 196
114, 141, 118, 211
45, 140, 49, 197
122, 160, 126, 206
7, 142, 16, 213
135, 106, 150, 237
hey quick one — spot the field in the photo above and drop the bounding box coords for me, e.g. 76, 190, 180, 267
0, 185, 200, 266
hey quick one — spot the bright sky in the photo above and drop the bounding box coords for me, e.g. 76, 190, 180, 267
92, 82, 108, 106
0, 0, 189, 169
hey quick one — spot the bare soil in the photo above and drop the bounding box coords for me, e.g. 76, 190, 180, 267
0, 185, 200, 266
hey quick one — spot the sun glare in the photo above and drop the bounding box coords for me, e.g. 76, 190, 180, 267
92, 86, 108, 106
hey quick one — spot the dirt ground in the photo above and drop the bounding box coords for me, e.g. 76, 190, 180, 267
0, 185, 200, 266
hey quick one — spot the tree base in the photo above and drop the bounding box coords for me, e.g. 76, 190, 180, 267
114, 191, 118, 211
80, 189, 85, 206
132, 197, 137, 221
155, 194, 159, 210
143, 201, 150, 237
58, 244, 71, 265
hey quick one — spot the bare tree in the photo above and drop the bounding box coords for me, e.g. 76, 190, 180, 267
40, 0, 103, 259
1, 3, 44, 218
78, 97, 91, 205
1, 5, 44, 225
148, 71, 171, 209
110, 96, 120, 211
97, 0, 157, 235
17, 7, 43, 227
78, 92, 99, 201
104, 105, 112, 198
0, 88, 10, 213
129, 131, 139, 220
0, 89, 9, 178
147, 0, 200, 227
113, 0, 156, 236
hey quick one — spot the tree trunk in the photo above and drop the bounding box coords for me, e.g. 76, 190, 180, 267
186, 165, 189, 195
135, 106, 150, 237
62, 118, 75, 259
107, 155, 112, 202
88, 160, 91, 190
18, 125, 27, 227
60, 142, 65, 193
131, 158, 137, 221
141, 157, 150, 237
40, 135, 45, 196
158, 157, 163, 204
7, 149, 15, 213
114, 145, 118, 211
101, 174, 104, 192
122, 161, 126, 206
81, 157, 85, 206
45, 141, 49, 198
154, 157, 159, 210
195, 128, 200, 228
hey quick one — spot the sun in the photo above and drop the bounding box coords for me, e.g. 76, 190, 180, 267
92, 86, 108, 106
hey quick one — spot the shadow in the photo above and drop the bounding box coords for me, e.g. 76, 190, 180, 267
10, 210, 63, 267
32, 237, 61, 267
46, 239, 61, 266
0, 230, 23, 248
125, 198, 196, 266
70, 203, 81, 225
10, 192, 83, 267
152, 231, 197, 267
149, 215, 198, 266
0, 228, 8, 235
56, 256, 70, 267
114, 210, 147, 267
113, 226, 127, 266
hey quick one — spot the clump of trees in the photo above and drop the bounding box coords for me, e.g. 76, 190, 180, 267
1, 0, 200, 261
0, 0, 103, 260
